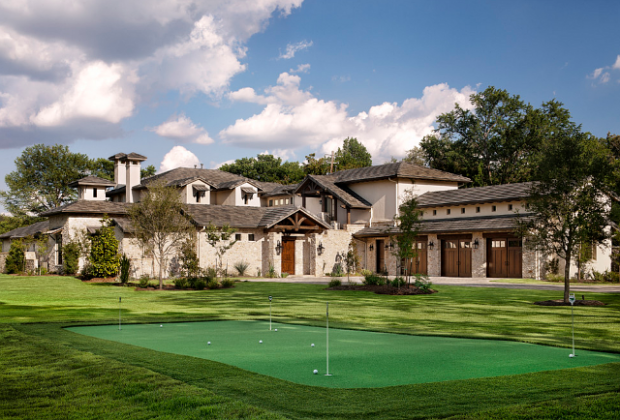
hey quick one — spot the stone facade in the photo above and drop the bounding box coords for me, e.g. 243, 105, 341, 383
471, 233, 486, 278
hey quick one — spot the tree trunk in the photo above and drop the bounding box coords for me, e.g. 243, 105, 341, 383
158, 246, 164, 290
564, 250, 571, 303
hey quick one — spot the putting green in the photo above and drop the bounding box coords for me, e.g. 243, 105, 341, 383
66, 321, 620, 388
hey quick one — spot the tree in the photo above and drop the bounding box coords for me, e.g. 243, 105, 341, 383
0, 215, 45, 235
420, 87, 560, 186
62, 241, 80, 275
204, 223, 237, 282
334, 138, 372, 171
4, 239, 25, 274
344, 239, 360, 284
88, 217, 120, 278
1, 144, 92, 216
391, 190, 422, 287
516, 129, 610, 303
178, 236, 200, 278
141, 164, 157, 179
402, 147, 426, 166
128, 180, 195, 289
89, 158, 115, 181
219, 154, 305, 184
304, 153, 330, 175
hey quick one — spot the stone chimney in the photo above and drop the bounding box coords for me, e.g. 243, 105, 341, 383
108, 153, 127, 187
110, 152, 147, 203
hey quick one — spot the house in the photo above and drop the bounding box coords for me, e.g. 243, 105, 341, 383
0, 152, 613, 280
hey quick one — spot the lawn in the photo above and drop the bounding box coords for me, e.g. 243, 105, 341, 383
1, 274, 620, 419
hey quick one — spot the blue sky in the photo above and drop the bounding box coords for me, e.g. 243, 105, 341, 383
0, 0, 619, 208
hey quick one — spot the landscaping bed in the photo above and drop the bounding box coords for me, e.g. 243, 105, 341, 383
534, 299, 606, 306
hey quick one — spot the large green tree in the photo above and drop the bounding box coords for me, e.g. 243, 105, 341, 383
420, 87, 558, 186
334, 137, 372, 171
219, 154, 305, 184
303, 153, 330, 175
1, 144, 92, 216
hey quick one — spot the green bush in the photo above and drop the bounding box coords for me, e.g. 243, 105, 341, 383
607, 271, 620, 283
391, 277, 406, 287
173, 278, 188, 289
414, 274, 433, 292
119, 254, 130, 285
234, 261, 250, 276
206, 278, 219, 290
148, 281, 158, 289
221, 278, 235, 288
360, 269, 372, 277
332, 263, 344, 277
203, 267, 217, 281
40, 267, 48, 276
546, 274, 564, 282
363, 272, 385, 286
5, 240, 25, 274
62, 242, 80, 275
328, 278, 342, 287
88, 222, 120, 278
267, 264, 277, 278
138, 276, 150, 288
281, 272, 289, 278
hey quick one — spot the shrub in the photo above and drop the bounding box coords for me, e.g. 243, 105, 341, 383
138, 275, 150, 288
546, 258, 560, 275
148, 281, 158, 289
328, 278, 342, 287
267, 264, 277, 278
173, 278, 188, 289
360, 269, 372, 277
40, 267, 48, 276
88, 221, 120, 278
546, 274, 564, 283
221, 278, 235, 288
363, 272, 385, 286
62, 241, 80, 275
119, 254, 130, 285
332, 263, 344, 277
203, 267, 217, 281
607, 271, 620, 283
179, 239, 200, 278
391, 277, 406, 287
256, 268, 261, 277
413, 274, 433, 292
5, 240, 25, 274
281, 272, 289, 278
234, 261, 250, 276
206, 278, 219, 290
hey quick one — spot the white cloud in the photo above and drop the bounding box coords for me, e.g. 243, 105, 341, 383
211, 158, 235, 169
152, 114, 214, 144
221, 72, 475, 162
160, 145, 200, 172
613, 55, 620, 70
278, 40, 312, 59
588, 54, 620, 85
290, 63, 310, 73
0, 0, 304, 147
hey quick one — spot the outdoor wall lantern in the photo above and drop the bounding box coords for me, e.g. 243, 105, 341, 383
275, 240, 282, 255
317, 241, 325, 255
428, 240, 435, 250
473, 239, 480, 249
369, 243, 374, 251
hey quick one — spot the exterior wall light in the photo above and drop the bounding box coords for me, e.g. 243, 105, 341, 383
275, 240, 282, 255
473, 239, 479, 249
428, 240, 435, 250
317, 241, 325, 255
369, 243, 374, 251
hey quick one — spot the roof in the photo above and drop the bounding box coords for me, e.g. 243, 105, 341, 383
353, 214, 532, 238
68, 175, 115, 188
0, 220, 49, 239
135, 167, 258, 191
108, 152, 147, 161
294, 175, 372, 209
106, 184, 125, 197
39, 201, 130, 217
260, 183, 298, 197
326, 162, 471, 184
416, 182, 534, 208
185, 204, 332, 230
112, 218, 134, 233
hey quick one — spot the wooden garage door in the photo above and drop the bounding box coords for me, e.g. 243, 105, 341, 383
487, 238, 522, 278
458, 240, 472, 277
281, 239, 295, 275
442, 239, 472, 277
401, 241, 428, 275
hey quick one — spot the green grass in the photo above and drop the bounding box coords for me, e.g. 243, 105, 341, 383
1, 274, 620, 419
490, 278, 620, 286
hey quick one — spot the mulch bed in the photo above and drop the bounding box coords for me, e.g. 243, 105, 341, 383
82, 277, 118, 283
534, 299, 606, 306
327, 284, 437, 295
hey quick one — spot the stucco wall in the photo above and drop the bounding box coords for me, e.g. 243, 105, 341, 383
348, 180, 397, 223
182, 181, 210, 204
422, 201, 525, 220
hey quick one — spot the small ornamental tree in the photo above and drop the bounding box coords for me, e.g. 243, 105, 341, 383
391, 190, 422, 287
62, 241, 80, 275
178, 236, 200, 278
204, 223, 237, 281
344, 239, 360, 283
5, 239, 25, 274
88, 216, 120, 278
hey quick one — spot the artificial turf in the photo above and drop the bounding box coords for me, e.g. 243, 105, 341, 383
66, 320, 620, 388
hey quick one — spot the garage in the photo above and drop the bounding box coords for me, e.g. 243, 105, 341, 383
486, 235, 522, 278
441, 235, 472, 277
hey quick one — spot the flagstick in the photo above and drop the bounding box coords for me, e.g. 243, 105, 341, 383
325, 301, 331, 376
118, 297, 122, 331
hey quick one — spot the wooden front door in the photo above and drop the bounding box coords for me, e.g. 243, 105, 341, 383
376, 240, 385, 273
487, 238, 522, 278
442, 240, 459, 277
281, 239, 295, 275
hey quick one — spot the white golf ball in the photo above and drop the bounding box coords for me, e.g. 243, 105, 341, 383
569, 354, 574, 358
313, 369, 318, 375
207, 341, 211, 345
275, 329, 278, 332
259, 340, 263, 344
160, 325, 163, 327
311, 343, 315, 347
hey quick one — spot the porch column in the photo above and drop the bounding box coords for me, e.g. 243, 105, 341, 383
427, 234, 441, 276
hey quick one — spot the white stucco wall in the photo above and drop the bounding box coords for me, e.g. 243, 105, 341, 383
421, 201, 525, 220
182, 181, 210, 204
348, 180, 397, 223
80, 186, 107, 201
233, 183, 260, 207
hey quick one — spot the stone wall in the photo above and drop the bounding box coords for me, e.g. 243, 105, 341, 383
0, 252, 6, 273
198, 228, 266, 277
313, 229, 354, 276
471, 233, 486, 278
427, 234, 440, 276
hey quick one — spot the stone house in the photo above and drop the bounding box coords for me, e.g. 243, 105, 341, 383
0, 152, 613, 279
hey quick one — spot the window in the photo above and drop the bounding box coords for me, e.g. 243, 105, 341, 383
93, 188, 97, 198
248, 234, 255, 241
508, 204, 513, 211
196, 193, 200, 203
492, 205, 496, 212
476, 207, 480, 213
244, 194, 248, 205
446, 209, 451, 215
290, 197, 294, 204
285, 198, 289, 205
433, 210, 437, 216
461, 208, 465, 214
269, 199, 273, 207
235, 233, 242, 241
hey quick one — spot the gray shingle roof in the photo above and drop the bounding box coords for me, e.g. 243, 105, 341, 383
108, 152, 147, 161
0, 220, 49, 239
68, 175, 115, 187
136, 168, 255, 191
40, 201, 130, 217
327, 162, 471, 184
417, 182, 534, 208
353, 214, 532, 238
260, 183, 298, 197
185, 204, 331, 230
294, 175, 372, 209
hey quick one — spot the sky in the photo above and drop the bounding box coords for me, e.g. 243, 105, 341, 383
0, 0, 619, 204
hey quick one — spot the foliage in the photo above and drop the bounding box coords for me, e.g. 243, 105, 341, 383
281, 272, 289, 278
331, 263, 344, 277
88, 157, 115, 181
138, 276, 150, 288
219, 154, 305, 184
344, 240, 360, 283
516, 126, 611, 302
128, 180, 194, 289
173, 277, 188, 289
545, 258, 560, 275
204, 223, 237, 281
360, 269, 372, 277
206, 278, 219, 290
5, 239, 25, 274
88, 217, 120, 278
178, 237, 199, 278
221, 278, 235, 288
413, 274, 433, 292
1, 144, 92, 216
402, 146, 426, 166
390, 277, 406, 288
234, 261, 250, 276
119, 254, 130, 285
267, 264, 277, 278
0, 215, 45, 235
62, 241, 80, 275
334, 137, 372, 171
362, 272, 386, 286
392, 190, 422, 286
141, 164, 157, 179
328, 278, 342, 287
25, 234, 49, 276
303, 153, 330, 175
203, 267, 218, 281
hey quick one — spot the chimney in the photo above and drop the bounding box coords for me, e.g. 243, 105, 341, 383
122, 153, 147, 203
200, 163, 204, 169
108, 153, 127, 187
194, 164, 197, 168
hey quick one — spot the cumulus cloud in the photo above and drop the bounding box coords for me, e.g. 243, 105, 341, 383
0, 0, 304, 148
588, 54, 620, 85
290, 63, 310, 73
152, 114, 214, 144
160, 145, 200, 172
278, 40, 312, 59
221, 72, 474, 162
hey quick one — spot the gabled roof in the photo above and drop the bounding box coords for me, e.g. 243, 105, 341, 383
135, 167, 259, 191
326, 161, 471, 184
185, 204, 331, 230
108, 152, 147, 161
0, 220, 49, 239
417, 182, 534, 208
260, 183, 298, 197
106, 184, 125, 197
68, 175, 115, 188
294, 175, 372, 209
40, 201, 130, 217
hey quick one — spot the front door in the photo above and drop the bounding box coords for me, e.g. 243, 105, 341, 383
376, 240, 385, 273
281, 238, 295, 275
